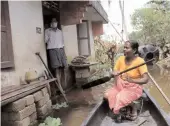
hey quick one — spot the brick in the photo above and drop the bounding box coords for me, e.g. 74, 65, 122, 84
37, 104, 48, 117
29, 112, 37, 123
46, 100, 52, 112
33, 91, 43, 102
25, 95, 34, 106
36, 94, 49, 108
3, 98, 26, 112
29, 120, 38, 126
1, 112, 9, 122
4, 103, 36, 121
38, 113, 49, 120
76, 68, 90, 78
2, 117, 30, 126
37, 100, 52, 120
41, 87, 48, 96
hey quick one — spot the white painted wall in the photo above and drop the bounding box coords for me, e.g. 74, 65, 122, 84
1, 1, 47, 87
62, 25, 79, 62
62, 21, 95, 61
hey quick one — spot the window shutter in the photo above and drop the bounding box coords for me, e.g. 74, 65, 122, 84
77, 21, 91, 56
1, 1, 14, 68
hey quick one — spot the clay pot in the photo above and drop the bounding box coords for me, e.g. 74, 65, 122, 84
25, 69, 38, 83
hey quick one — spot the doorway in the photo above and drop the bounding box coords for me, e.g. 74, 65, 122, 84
42, 1, 61, 76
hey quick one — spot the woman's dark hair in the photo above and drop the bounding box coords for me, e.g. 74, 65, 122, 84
126, 40, 139, 54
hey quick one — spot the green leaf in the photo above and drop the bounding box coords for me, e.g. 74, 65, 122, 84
129, 0, 170, 44
39, 116, 62, 126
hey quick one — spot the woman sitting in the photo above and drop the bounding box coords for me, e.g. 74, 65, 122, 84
104, 40, 149, 121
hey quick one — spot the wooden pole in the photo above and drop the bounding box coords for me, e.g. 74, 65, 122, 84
148, 72, 170, 105
44, 70, 52, 97
82, 58, 155, 89
117, 58, 155, 76
35, 52, 68, 103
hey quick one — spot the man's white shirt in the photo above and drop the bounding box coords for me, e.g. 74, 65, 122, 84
45, 28, 64, 49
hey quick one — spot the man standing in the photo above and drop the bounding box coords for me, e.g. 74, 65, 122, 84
45, 18, 67, 94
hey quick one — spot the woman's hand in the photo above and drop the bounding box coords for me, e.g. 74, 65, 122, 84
112, 71, 120, 77
111, 71, 120, 86
121, 73, 134, 83
110, 71, 119, 78
124, 73, 149, 85
125, 75, 134, 83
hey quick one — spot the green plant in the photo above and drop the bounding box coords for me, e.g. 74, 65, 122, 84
38, 116, 62, 126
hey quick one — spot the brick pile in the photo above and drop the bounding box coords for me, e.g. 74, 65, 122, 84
2, 95, 38, 126
2, 87, 52, 126
34, 87, 52, 119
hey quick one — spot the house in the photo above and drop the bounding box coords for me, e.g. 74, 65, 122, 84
1, 1, 108, 91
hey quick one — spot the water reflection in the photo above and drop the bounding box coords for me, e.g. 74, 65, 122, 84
146, 64, 170, 116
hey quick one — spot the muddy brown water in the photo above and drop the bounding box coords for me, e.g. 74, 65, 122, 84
146, 65, 170, 116
53, 64, 170, 126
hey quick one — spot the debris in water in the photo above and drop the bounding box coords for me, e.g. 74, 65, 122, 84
38, 116, 62, 126
52, 102, 68, 110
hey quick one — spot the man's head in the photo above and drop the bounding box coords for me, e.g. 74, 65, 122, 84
51, 18, 58, 28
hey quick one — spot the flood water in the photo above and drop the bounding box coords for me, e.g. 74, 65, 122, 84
146, 64, 170, 116
53, 62, 170, 126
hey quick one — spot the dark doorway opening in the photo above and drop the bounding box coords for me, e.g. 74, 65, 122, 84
42, 1, 61, 76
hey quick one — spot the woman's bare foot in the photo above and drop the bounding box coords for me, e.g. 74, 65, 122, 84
131, 103, 138, 116
115, 114, 122, 123
125, 114, 137, 121
126, 104, 138, 121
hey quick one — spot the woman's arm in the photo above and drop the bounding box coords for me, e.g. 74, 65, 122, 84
127, 73, 149, 85
111, 71, 120, 85
112, 56, 122, 85
130, 58, 149, 85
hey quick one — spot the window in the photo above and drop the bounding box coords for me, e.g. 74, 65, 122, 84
77, 21, 91, 56
1, 1, 14, 68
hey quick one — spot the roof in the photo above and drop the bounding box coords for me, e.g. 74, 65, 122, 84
89, 1, 109, 23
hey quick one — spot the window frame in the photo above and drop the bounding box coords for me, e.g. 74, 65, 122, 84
77, 20, 91, 56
